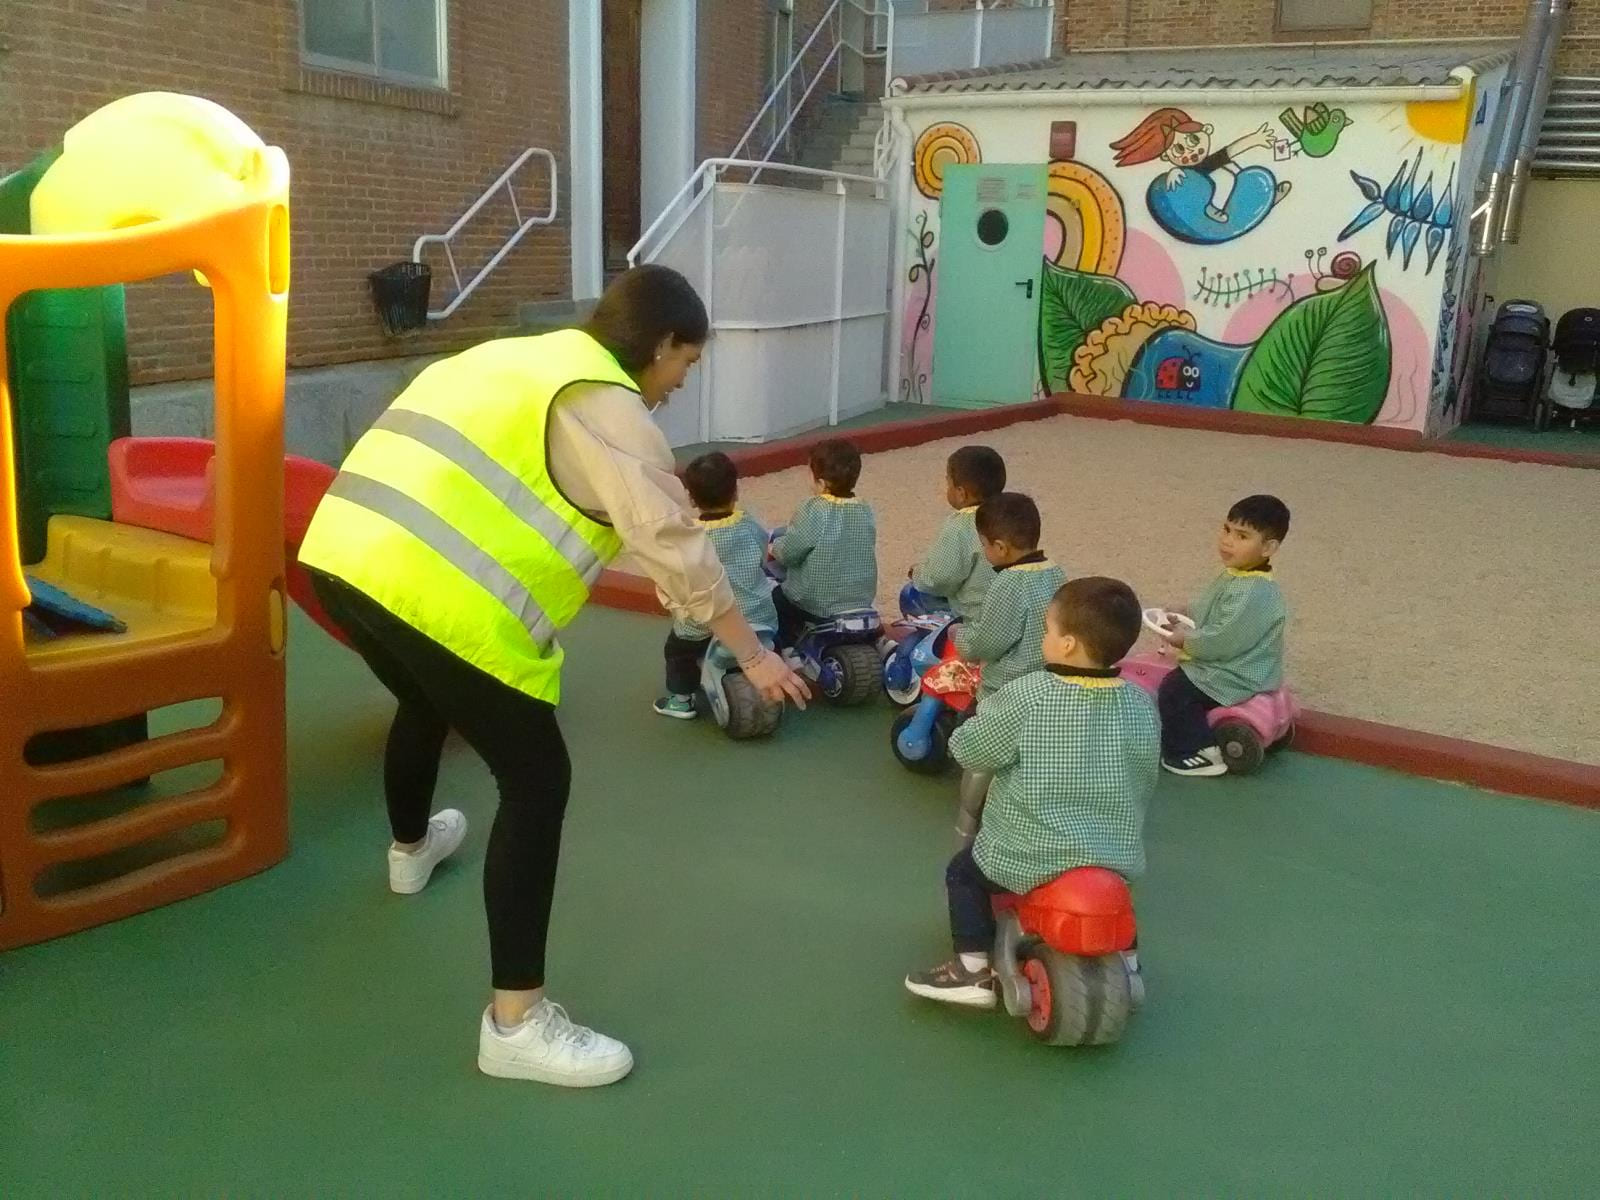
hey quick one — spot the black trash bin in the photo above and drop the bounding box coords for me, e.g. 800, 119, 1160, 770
369, 261, 432, 336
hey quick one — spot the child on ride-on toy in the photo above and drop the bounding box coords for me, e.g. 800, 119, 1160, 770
950, 493, 1066, 701
770, 438, 878, 645
904, 577, 1159, 1008
654, 452, 779, 719
903, 444, 1006, 620
1154, 494, 1289, 776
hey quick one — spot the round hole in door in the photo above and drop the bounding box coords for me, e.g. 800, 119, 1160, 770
976, 208, 1009, 247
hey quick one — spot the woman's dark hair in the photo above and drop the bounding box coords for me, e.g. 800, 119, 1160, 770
582, 264, 709, 372
683, 451, 739, 510
1047, 577, 1142, 668
947, 445, 1006, 500
809, 438, 862, 496
1227, 494, 1291, 542
975, 492, 1041, 550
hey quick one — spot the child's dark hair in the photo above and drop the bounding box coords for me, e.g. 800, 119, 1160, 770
975, 492, 1040, 550
683, 452, 738, 511
1048, 577, 1142, 668
809, 438, 862, 497
1227, 494, 1291, 542
947, 445, 1006, 500
582, 264, 709, 372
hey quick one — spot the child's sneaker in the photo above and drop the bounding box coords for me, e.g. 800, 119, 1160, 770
1162, 748, 1227, 777
653, 693, 697, 720
477, 998, 634, 1087
903, 957, 997, 1009
387, 809, 467, 894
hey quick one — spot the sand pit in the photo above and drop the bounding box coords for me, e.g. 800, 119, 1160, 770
645, 414, 1598, 766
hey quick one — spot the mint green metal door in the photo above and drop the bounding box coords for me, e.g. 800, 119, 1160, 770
930, 163, 1046, 408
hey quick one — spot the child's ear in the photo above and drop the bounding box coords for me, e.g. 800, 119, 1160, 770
1263, 536, 1282, 558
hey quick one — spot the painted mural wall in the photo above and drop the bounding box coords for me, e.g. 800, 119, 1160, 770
897, 66, 1507, 435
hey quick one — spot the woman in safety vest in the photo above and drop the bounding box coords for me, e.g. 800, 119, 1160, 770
300, 265, 807, 1088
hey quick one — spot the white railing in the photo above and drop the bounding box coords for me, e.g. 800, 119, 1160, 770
889, 1, 1054, 78
410, 147, 557, 321
627, 160, 892, 447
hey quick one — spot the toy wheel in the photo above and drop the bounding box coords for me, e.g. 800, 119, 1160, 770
883, 649, 922, 707
1019, 948, 1132, 1047
1213, 718, 1264, 774
819, 642, 881, 706
721, 673, 782, 740
890, 708, 949, 774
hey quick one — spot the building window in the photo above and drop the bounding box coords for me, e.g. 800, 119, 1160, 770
1277, 0, 1372, 32
300, 0, 448, 88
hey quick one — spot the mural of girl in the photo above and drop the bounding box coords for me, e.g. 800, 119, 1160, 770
1109, 108, 1292, 246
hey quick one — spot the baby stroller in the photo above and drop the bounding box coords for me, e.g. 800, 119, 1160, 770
1546, 307, 1600, 429
1472, 300, 1550, 429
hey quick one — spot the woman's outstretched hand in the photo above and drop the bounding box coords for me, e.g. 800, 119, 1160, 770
742, 648, 809, 709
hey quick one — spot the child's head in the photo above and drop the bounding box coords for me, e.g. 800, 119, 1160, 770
945, 445, 1006, 509
1219, 494, 1290, 570
1109, 107, 1213, 169
1043, 577, 1142, 669
974, 492, 1041, 567
683, 451, 738, 513
809, 438, 862, 497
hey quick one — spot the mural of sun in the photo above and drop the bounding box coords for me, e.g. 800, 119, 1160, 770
1404, 82, 1475, 146
1046, 160, 1126, 276
912, 122, 981, 199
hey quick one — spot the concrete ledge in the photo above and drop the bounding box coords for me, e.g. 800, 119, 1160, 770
1052, 394, 1600, 472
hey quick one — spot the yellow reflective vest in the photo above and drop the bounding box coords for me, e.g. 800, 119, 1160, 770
299, 330, 633, 703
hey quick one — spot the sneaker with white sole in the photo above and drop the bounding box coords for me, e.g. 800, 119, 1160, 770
1161, 749, 1227, 777
477, 998, 634, 1087
387, 809, 468, 894
904, 957, 997, 1009
652, 693, 698, 720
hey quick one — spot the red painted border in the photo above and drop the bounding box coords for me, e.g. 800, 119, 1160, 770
590, 572, 1597, 809
598, 398, 1599, 807
1052, 394, 1600, 472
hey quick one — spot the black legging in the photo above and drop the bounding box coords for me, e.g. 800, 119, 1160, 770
311, 570, 569, 991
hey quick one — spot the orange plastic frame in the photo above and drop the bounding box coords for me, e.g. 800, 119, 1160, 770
0, 151, 292, 949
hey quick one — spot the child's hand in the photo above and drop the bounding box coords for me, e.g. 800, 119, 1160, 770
1161, 625, 1188, 648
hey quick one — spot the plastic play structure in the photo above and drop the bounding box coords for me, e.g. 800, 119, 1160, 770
1, 94, 292, 949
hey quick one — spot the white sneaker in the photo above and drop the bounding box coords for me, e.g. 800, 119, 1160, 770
387, 809, 468, 894
1161, 751, 1227, 777
477, 998, 634, 1087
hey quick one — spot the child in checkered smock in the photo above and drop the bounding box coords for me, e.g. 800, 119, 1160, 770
905, 577, 1159, 1010
951, 493, 1067, 700
654, 453, 779, 720
770, 438, 878, 645
1154, 494, 1290, 777
904, 445, 1006, 620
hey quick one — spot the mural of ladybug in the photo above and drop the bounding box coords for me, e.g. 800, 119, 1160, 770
1155, 349, 1202, 394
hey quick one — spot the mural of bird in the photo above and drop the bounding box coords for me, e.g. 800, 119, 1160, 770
1279, 103, 1352, 158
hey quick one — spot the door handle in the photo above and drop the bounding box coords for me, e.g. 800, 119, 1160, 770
1015, 279, 1034, 299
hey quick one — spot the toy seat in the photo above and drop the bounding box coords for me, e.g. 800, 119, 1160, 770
997, 867, 1136, 956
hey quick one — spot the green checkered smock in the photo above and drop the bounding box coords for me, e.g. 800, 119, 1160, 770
771, 494, 878, 617
952, 667, 1159, 893
951, 557, 1066, 698
1180, 567, 1287, 705
673, 510, 779, 640
912, 506, 993, 619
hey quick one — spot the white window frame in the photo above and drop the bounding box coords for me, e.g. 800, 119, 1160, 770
299, 0, 450, 90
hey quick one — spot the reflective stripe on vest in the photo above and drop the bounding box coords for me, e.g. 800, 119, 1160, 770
297, 330, 636, 703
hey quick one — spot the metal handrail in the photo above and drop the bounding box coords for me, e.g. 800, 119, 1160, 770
411, 146, 557, 320
627, 159, 882, 268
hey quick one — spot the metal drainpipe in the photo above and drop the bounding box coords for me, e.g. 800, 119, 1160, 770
1474, 0, 1560, 255
1501, 0, 1571, 243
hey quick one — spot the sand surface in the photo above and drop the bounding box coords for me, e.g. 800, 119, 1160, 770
639, 415, 1596, 766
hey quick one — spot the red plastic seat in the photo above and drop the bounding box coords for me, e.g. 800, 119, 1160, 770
1013, 866, 1136, 956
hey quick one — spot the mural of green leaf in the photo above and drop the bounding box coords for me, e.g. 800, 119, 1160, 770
1037, 260, 1135, 393
1231, 263, 1392, 423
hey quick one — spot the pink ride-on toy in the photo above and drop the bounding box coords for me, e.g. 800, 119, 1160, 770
1122, 608, 1299, 774
992, 867, 1143, 1046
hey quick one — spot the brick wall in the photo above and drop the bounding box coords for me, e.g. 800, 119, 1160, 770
2, 0, 571, 384
696, 0, 837, 164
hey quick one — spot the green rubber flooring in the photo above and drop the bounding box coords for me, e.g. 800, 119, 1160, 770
3, 608, 1597, 1195
1445, 419, 1600, 458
